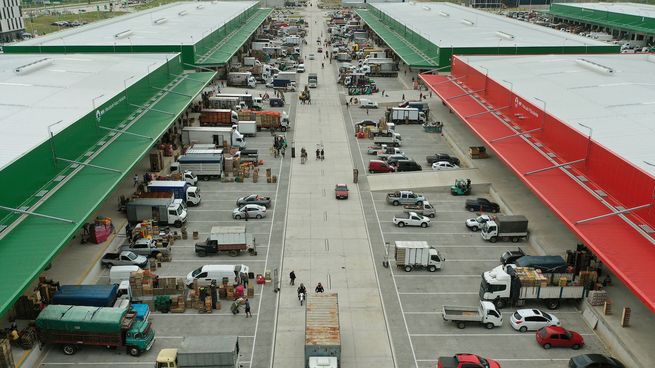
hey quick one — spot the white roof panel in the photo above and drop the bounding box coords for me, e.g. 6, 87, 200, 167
15, 1, 257, 47
559, 2, 655, 19
460, 54, 655, 176
0, 53, 178, 170
371, 2, 610, 47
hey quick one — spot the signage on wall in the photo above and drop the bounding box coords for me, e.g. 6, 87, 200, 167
95, 95, 126, 122
514, 97, 539, 119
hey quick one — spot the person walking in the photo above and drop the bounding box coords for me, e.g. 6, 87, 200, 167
244, 298, 252, 318
290, 270, 296, 285
402, 94, 405, 101
320, 148, 325, 161
133, 174, 139, 187
315, 282, 324, 293
316, 148, 320, 160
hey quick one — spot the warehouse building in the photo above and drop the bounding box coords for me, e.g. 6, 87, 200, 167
0, 0, 24, 42
0, 53, 215, 316
421, 53, 655, 321
357, 2, 619, 69
4, 1, 272, 67
548, 2, 655, 46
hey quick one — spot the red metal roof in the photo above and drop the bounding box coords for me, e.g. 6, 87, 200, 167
421, 73, 655, 313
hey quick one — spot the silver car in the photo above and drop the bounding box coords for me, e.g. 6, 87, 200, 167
232, 204, 267, 220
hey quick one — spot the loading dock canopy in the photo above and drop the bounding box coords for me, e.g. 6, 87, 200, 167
548, 3, 655, 36
197, 8, 273, 66
421, 54, 655, 312
0, 54, 215, 316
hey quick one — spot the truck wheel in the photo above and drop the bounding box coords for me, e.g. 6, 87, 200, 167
229, 250, 239, 257
235, 215, 241, 220
511, 237, 519, 243
62, 344, 77, 355
127, 346, 141, 357
420, 222, 428, 228
281, 126, 287, 132
174, 220, 182, 228
457, 322, 466, 329
397, 222, 405, 227
392, 200, 400, 206
485, 322, 495, 329
519, 326, 528, 333
489, 236, 498, 243
471, 226, 478, 232
416, 201, 423, 205
256, 214, 262, 219
546, 300, 560, 310
428, 265, 437, 272
494, 299, 506, 309
404, 265, 412, 272
468, 207, 475, 212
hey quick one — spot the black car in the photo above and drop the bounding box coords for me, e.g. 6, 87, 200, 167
355, 119, 377, 128
426, 153, 460, 166
465, 198, 500, 213
569, 354, 624, 368
394, 159, 422, 172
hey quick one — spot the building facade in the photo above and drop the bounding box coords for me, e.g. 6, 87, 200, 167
0, 0, 24, 42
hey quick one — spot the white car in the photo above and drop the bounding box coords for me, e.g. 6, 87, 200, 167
465, 214, 493, 231
359, 99, 378, 109
232, 204, 267, 219
510, 309, 561, 333
297, 64, 305, 73
432, 161, 459, 170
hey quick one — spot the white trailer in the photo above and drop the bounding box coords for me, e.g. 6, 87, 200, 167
182, 126, 246, 148
394, 241, 444, 272
237, 121, 257, 137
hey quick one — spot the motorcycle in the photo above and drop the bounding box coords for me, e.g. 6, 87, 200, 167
298, 292, 306, 306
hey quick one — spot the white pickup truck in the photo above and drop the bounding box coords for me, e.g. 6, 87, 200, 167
393, 212, 431, 228
442, 301, 503, 329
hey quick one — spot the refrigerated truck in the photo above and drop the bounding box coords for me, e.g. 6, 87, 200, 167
126, 192, 188, 226
394, 241, 444, 272
182, 126, 246, 148
35, 304, 155, 356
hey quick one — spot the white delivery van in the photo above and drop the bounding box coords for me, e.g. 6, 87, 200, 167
110, 265, 141, 285
186, 264, 250, 288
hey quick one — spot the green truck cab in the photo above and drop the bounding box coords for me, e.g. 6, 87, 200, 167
36, 304, 155, 356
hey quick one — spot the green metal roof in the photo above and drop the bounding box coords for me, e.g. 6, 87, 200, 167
548, 3, 655, 36
36, 305, 126, 333
197, 8, 272, 66
356, 9, 438, 69
0, 71, 214, 317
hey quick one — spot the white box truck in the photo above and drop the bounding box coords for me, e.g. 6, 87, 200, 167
238, 121, 257, 137
182, 126, 246, 148
394, 241, 444, 272
388, 107, 426, 124
227, 72, 256, 88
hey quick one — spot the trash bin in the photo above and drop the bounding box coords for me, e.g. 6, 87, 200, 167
353, 168, 359, 183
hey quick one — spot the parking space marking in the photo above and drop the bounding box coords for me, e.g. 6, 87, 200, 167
405, 311, 582, 315
410, 333, 595, 337
398, 292, 478, 295
200, 191, 276, 194
350, 102, 407, 368
157, 335, 255, 339
379, 220, 467, 224
41, 363, 155, 366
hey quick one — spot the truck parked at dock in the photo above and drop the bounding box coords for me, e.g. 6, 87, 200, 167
481, 215, 528, 243
148, 180, 201, 206
35, 304, 155, 356
182, 126, 246, 149
126, 192, 187, 227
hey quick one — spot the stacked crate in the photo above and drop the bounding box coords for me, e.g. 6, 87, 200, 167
587, 290, 608, 306
514, 267, 548, 287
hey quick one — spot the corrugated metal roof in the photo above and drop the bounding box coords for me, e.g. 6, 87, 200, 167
13, 1, 258, 47
305, 293, 340, 346
560, 2, 655, 19
0, 53, 174, 171
371, 2, 611, 47
459, 54, 655, 176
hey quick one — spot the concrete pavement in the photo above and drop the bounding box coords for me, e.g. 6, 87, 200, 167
272, 4, 395, 368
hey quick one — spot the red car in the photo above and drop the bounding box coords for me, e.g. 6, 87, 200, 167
437, 353, 501, 368
536, 326, 584, 350
335, 184, 349, 199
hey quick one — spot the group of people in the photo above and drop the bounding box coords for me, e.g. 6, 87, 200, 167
290, 271, 325, 303
273, 135, 288, 158
315, 147, 325, 160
